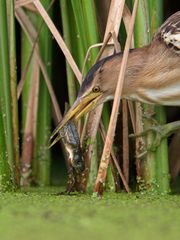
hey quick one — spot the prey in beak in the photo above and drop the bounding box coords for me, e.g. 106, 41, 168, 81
48, 91, 102, 148
49, 53, 117, 148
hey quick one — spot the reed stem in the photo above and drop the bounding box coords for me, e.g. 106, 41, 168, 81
0, 1, 16, 189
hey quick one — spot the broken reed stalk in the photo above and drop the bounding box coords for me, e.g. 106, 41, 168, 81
94, 0, 139, 195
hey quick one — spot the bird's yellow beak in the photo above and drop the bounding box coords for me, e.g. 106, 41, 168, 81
48, 92, 102, 148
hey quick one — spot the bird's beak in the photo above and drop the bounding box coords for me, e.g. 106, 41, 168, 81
48, 92, 102, 148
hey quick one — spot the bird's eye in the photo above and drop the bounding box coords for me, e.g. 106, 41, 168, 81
92, 86, 100, 93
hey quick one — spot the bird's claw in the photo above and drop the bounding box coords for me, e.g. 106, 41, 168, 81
129, 122, 179, 156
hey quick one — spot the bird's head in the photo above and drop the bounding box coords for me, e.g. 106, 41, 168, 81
49, 54, 120, 148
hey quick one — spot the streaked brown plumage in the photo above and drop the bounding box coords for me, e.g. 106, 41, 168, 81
49, 11, 180, 147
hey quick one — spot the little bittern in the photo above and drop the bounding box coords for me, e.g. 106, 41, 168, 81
49, 11, 180, 148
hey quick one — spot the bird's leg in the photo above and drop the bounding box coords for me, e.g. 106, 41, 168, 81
129, 120, 180, 152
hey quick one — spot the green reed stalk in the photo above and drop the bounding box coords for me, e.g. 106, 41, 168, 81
0, 1, 16, 190
6, 0, 20, 186
133, 0, 169, 192
80, 1, 101, 191
81, 1, 100, 64
0, 109, 12, 191
35, 0, 52, 186
71, 1, 87, 67
148, 0, 170, 193
133, 0, 157, 190
60, 0, 77, 105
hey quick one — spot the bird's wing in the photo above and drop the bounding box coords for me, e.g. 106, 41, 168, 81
154, 11, 180, 54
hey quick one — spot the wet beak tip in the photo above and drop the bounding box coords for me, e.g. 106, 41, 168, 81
48, 139, 56, 149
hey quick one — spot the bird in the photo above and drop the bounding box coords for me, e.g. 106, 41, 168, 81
49, 11, 180, 148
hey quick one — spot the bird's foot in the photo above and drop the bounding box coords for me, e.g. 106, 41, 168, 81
129, 125, 163, 154
142, 108, 158, 125
129, 120, 180, 153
